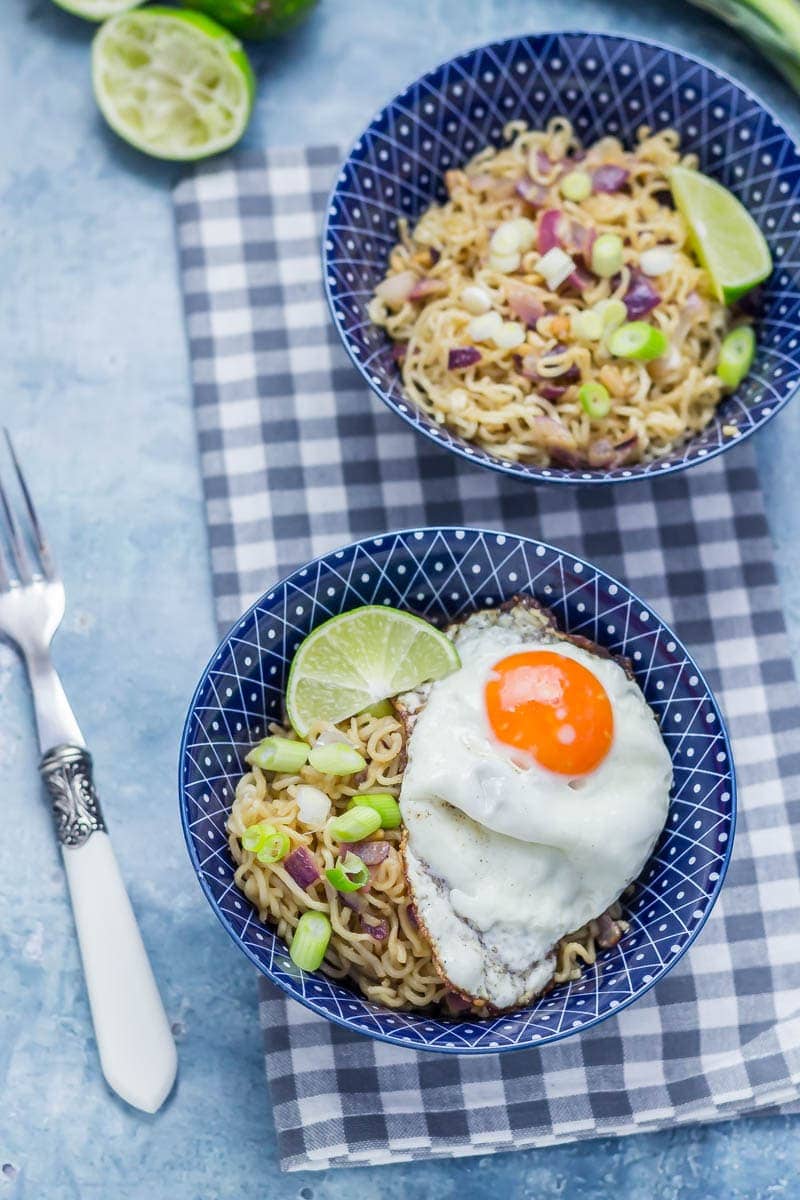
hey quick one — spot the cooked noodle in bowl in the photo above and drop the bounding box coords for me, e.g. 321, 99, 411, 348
368, 118, 748, 469
226, 594, 668, 1018
229, 709, 628, 1014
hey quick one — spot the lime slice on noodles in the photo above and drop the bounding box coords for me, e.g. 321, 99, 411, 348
52, 0, 143, 18
92, 7, 255, 162
286, 606, 461, 737
669, 165, 772, 303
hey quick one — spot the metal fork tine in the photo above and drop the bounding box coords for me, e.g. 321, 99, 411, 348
0, 526, 11, 590
3, 430, 55, 580
0, 460, 33, 583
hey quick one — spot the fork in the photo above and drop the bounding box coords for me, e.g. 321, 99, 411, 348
0, 432, 177, 1114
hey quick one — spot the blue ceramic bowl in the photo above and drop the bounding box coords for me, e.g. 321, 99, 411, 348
323, 31, 800, 484
180, 529, 736, 1053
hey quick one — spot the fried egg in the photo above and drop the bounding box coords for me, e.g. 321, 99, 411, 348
398, 601, 673, 1010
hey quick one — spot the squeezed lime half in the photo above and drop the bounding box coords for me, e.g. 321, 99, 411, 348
670, 165, 772, 303
286, 606, 461, 737
92, 7, 255, 161
52, 0, 143, 19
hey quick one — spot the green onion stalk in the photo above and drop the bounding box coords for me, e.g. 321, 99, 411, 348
687, 0, 800, 90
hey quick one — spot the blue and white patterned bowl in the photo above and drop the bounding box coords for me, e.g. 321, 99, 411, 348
323, 31, 800, 485
179, 529, 736, 1053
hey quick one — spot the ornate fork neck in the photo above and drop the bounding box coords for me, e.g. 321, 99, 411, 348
23, 644, 84, 751
40, 745, 106, 848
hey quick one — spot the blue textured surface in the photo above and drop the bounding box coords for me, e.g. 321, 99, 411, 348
1, 1, 799, 1196
181, 528, 735, 1051
326, 31, 800, 484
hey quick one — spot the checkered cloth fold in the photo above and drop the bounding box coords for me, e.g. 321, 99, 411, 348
173, 147, 800, 1172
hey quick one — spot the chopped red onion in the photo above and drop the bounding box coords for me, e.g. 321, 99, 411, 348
624, 270, 661, 319
407, 903, 419, 928
592, 164, 630, 193
375, 270, 416, 307
351, 840, 391, 866
532, 415, 579, 454
444, 991, 471, 1014
549, 446, 585, 470
596, 910, 624, 948
516, 176, 549, 208
567, 265, 595, 292
587, 438, 617, 468
567, 222, 596, 270
341, 889, 388, 938
538, 383, 568, 401
283, 846, 320, 890
538, 209, 563, 254
507, 286, 544, 328
448, 346, 482, 370
409, 277, 446, 302
567, 221, 590, 255
363, 918, 389, 941
585, 434, 639, 469
611, 435, 639, 466
535, 149, 557, 176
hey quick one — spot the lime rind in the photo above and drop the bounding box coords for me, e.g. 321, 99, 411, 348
669, 165, 772, 303
53, 0, 143, 19
91, 7, 254, 162
286, 606, 461, 736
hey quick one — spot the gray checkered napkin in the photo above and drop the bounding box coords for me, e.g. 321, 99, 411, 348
173, 147, 800, 1172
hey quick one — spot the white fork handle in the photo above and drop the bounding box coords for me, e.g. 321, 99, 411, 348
62, 834, 177, 1114
40, 744, 177, 1113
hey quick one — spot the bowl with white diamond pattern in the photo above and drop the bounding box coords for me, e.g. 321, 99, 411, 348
323, 31, 800, 484
179, 528, 736, 1053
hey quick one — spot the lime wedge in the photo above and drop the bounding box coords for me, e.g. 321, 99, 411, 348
53, 0, 143, 18
92, 7, 255, 162
286, 606, 461, 737
670, 165, 772, 303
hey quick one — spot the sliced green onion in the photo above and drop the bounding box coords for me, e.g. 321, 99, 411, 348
241, 822, 291, 864
591, 233, 624, 278
361, 699, 394, 719
608, 321, 669, 361
560, 169, 592, 203
716, 325, 756, 388
308, 742, 367, 776
241, 822, 273, 853
257, 828, 291, 864
595, 297, 628, 334
328, 806, 383, 842
571, 309, 604, 341
579, 381, 612, 420
325, 851, 370, 893
348, 792, 402, 830
289, 910, 331, 971
246, 735, 310, 773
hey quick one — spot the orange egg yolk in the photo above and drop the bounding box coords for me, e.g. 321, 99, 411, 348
484, 650, 614, 775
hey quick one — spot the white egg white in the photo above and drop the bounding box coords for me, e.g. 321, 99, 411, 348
399, 605, 673, 1010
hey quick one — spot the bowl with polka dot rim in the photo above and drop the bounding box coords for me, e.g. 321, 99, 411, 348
323, 30, 800, 485
179, 527, 736, 1053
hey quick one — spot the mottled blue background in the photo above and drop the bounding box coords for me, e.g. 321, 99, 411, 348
1, 1, 799, 1197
